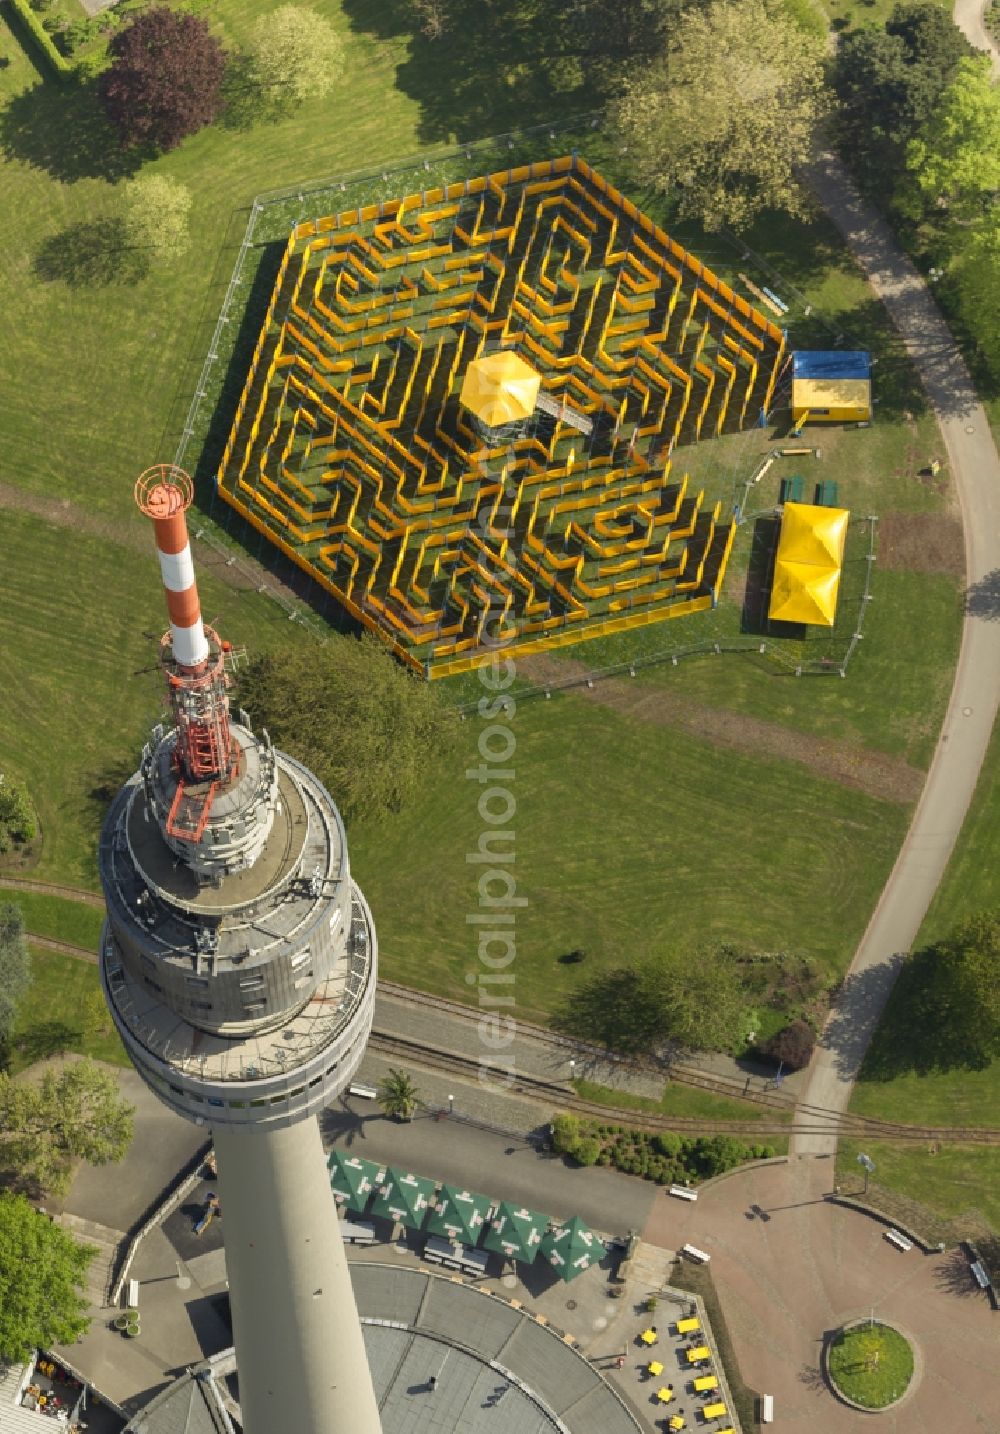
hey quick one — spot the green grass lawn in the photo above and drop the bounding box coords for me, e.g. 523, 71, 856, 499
6, 944, 127, 1074
350, 696, 909, 1023
0, 888, 104, 950
573, 1077, 785, 1123
0, 509, 318, 887
827, 1322, 913, 1409
838, 1139, 1000, 1242
845, 711, 1000, 1227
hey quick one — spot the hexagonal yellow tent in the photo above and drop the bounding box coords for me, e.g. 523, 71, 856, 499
768, 501, 849, 627
460, 351, 541, 428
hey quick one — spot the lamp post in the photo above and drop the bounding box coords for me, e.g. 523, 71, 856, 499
857, 1152, 876, 1195
447, 1093, 454, 1117
569, 1058, 576, 1083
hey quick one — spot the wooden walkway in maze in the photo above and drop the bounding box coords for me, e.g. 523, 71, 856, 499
217, 156, 785, 677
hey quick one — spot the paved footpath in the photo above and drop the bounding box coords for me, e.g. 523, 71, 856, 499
954, 0, 1000, 73
793, 152, 1000, 1155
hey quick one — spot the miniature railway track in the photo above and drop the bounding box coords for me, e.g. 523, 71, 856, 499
368, 1029, 1000, 1146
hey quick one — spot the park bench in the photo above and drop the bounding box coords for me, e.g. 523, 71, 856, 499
760, 1393, 774, 1423
669, 1184, 698, 1202
970, 1260, 991, 1290
815, 479, 839, 507
681, 1243, 710, 1263
126, 1278, 140, 1309
884, 1228, 913, 1252
780, 475, 804, 505
349, 1082, 378, 1101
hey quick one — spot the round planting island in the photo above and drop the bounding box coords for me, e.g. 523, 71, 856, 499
825, 1321, 915, 1411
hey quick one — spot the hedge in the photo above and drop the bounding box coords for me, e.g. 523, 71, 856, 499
5, 0, 74, 81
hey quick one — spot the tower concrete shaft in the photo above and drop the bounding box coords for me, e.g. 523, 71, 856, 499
99, 466, 383, 1434
213, 1121, 379, 1432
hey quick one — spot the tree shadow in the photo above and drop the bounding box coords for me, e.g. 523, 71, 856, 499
553, 966, 660, 1056
819, 955, 907, 1082
14, 1020, 82, 1064
0, 74, 143, 185
218, 57, 285, 132
339, 0, 624, 145
964, 570, 1000, 621
32, 219, 149, 287
934, 1246, 990, 1300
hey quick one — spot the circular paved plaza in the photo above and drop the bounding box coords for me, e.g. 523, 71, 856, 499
643, 1156, 999, 1432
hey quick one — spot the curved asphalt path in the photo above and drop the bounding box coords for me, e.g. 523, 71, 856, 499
792, 151, 1000, 1155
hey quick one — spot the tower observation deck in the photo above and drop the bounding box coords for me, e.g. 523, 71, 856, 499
98, 465, 382, 1434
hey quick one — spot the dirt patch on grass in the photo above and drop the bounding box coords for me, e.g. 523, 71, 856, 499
519, 654, 924, 804
878, 511, 964, 576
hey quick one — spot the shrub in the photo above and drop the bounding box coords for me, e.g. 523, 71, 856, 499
0, 777, 36, 852
654, 1132, 682, 1158
573, 1137, 602, 1167
551, 1114, 582, 1155
6, 0, 72, 80
762, 1018, 816, 1071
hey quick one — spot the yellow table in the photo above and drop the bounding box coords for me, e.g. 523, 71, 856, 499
647, 1361, 664, 1377
686, 1345, 711, 1364
676, 1317, 701, 1336
656, 1387, 674, 1404
703, 1402, 727, 1420
693, 1375, 719, 1393
669, 1418, 686, 1431
640, 1328, 659, 1346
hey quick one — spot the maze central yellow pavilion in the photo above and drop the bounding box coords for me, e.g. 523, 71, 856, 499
217, 156, 786, 677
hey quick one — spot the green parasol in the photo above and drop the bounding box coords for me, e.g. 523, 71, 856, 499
482, 1200, 546, 1264
425, 1185, 492, 1246
370, 1167, 438, 1227
540, 1215, 602, 1282
327, 1151, 383, 1212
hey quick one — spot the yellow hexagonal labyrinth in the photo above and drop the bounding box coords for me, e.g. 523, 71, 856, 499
217, 156, 786, 677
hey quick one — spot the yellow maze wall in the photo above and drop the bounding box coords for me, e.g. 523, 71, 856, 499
218, 156, 784, 677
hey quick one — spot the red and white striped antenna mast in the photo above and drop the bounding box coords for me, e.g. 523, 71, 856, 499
135, 464, 236, 845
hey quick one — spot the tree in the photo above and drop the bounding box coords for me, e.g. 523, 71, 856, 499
236, 634, 455, 824
119, 175, 192, 261
761, 1018, 816, 1071
917, 914, 1000, 1068
243, 6, 342, 112
902, 57, 1000, 221
0, 904, 31, 1050
0, 1194, 96, 1359
0, 1059, 135, 1195
99, 7, 227, 152
0, 775, 36, 852
954, 218, 1000, 383
833, 4, 973, 163
557, 947, 750, 1055
609, 0, 828, 230
377, 1068, 421, 1121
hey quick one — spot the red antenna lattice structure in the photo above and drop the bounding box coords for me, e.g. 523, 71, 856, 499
135, 465, 237, 844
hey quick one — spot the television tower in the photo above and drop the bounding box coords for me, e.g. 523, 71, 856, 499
98, 465, 382, 1434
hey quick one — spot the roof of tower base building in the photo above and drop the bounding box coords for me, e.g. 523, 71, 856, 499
125, 1266, 641, 1434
